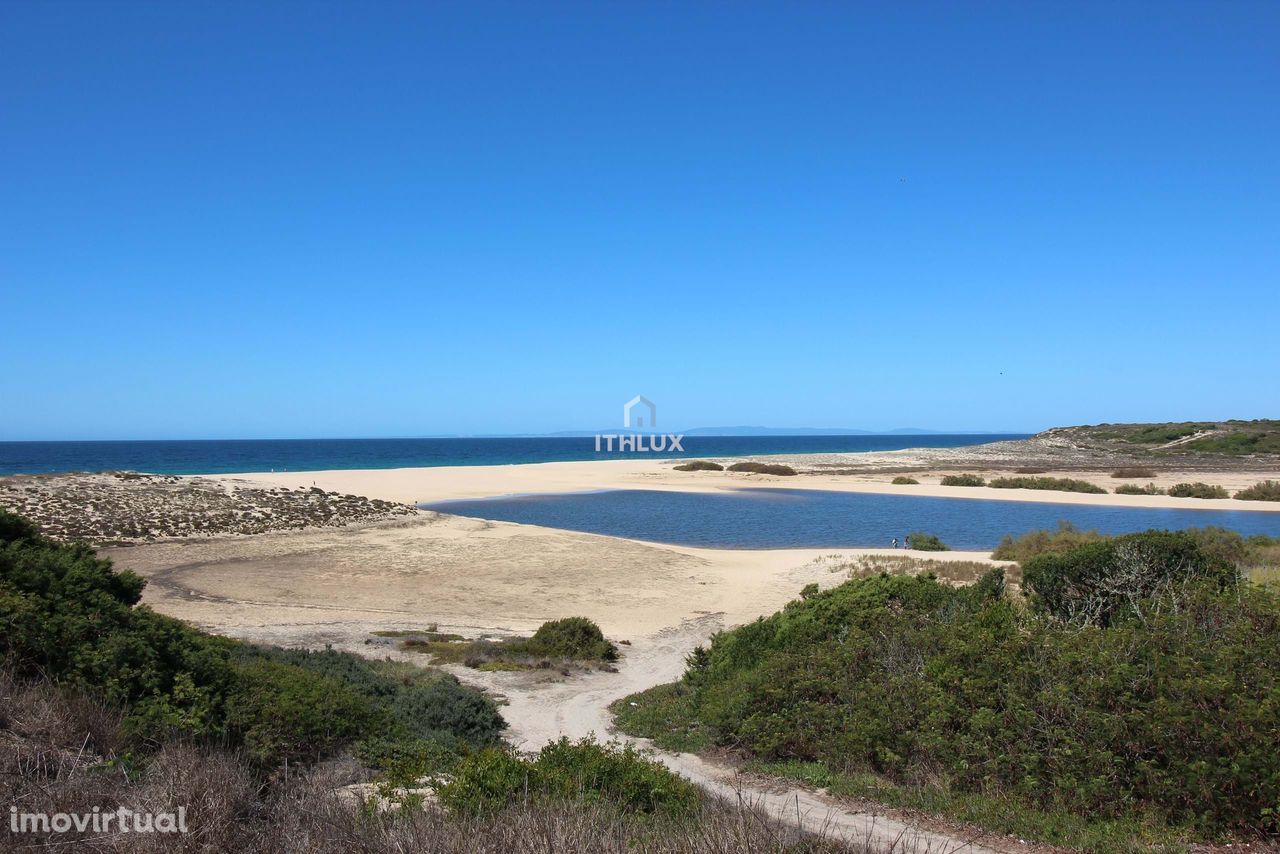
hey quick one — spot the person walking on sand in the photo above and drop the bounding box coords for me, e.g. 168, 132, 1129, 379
903, 534, 911, 550
891, 537, 898, 549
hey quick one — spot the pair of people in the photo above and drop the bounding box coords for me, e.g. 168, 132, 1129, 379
891, 535, 911, 549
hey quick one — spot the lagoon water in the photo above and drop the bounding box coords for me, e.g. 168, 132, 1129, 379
422, 488, 1280, 550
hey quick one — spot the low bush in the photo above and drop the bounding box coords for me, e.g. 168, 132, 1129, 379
726, 461, 797, 476
1182, 431, 1280, 455
0, 507, 504, 772
988, 476, 1106, 494
437, 737, 699, 817
396, 617, 619, 669
940, 474, 985, 487
904, 532, 950, 551
890, 475, 918, 485
1114, 482, 1164, 495
1168, 482, 1230, 499
1111, 466, 1157, 479
1237, 480, 1280, 501
618, 537, 1280, 841
672, 460, 723, 472
1022, 530, 1238, 626
521, 617, 618, 661
991, 521, 1107, 561
226, 659, 375, 766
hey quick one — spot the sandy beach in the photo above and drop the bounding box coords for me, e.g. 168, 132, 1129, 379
218, 456, 1280, 512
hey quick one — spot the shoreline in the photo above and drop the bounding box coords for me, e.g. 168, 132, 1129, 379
212, 457, 1280, 513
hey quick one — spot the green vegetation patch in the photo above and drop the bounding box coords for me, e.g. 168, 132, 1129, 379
395, 616, 618, 670
436, 737, 700, 817
610, 682, 713, 754
1181, 431, 1280, 455
726, 461, 797, 476
1168, 482, 1230, 499
992, 521, 1108, 561
1056, 420, 1280, 456
1114, 482, 1164, 495
672, 460, 724, 472
890, 475, 919, 485
1120, 422, 1216, 444
1111, 466, 1157, 479
0, 508, 504, 773
940, 473, 985, 487
614, 531, 1280, 844
1237, 480, 1280, 501
988, 475, 1106, 494
905, 532, 949, 551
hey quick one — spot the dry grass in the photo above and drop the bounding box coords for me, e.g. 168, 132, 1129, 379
0, 668, 906, 853
836, 554, 1019, 591
1110, 466, 1157, 479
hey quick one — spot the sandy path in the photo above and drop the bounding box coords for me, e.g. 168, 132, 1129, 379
465, 618, 1009, 853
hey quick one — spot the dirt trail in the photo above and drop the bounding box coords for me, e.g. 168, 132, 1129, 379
462, 616, 1015, 854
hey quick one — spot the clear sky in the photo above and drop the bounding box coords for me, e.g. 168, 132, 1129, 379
2, 2, 1277, 440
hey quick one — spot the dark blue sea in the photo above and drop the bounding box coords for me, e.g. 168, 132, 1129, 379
0, 434, 1026, 476
422, 488, 1280, 550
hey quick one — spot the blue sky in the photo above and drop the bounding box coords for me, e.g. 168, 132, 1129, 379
2, 2, 1277, 440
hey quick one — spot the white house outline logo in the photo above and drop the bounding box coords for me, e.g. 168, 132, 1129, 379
623, 395, 656, 429
595, 395, 684, 453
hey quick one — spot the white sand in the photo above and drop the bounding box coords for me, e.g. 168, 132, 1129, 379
216, 457, 1280, 512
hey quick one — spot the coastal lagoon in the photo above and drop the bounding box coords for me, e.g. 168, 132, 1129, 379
423, 488, 1280, 550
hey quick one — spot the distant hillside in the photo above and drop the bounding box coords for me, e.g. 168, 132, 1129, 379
1042, 420, 1280, 456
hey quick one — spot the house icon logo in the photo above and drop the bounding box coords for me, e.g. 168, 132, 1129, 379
623, 395, 656, 429
595, 395, 684, 453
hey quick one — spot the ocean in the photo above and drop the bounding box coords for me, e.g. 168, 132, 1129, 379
0, 434, 1026, 476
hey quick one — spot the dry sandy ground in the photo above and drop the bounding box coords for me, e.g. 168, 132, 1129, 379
214, 457, 1280, 513
109, 511, 1014, 852
107, 512, 997, 644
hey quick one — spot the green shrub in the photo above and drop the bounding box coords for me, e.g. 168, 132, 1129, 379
672, 460, 724, 472
0, 507, 504, 771
1168, 482, 1229, 499
905, 532, 949, 551
520, 617, 617, 661
1110, 466, 1157, 479
1114, 482, 1163, 495
437, 738, 699, 817
1123, 422, 1216, 444
618, 548, 1280, 839
534, 737, 699, 814
1182, 431, 1280, 455
991, 521, 1107, 562
436, 747, 532, 815
1236, 480, 1280, 501
890, 476, 919, 485
940, 474, 985, 487
726, 462, 797, 476
1022, 530, 1237, 626
225, 659, 375, 766
988, 476, 1106, 494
